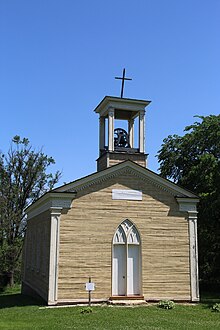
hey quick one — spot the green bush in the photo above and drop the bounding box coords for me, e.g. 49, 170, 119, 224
158, 300, 175, 310
80, 307, 93, 314
212, 303, 220, 312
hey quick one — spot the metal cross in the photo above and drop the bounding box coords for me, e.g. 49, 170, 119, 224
115, 68, 132, 98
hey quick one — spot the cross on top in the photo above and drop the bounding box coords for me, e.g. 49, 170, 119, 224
115, 68, 132, 98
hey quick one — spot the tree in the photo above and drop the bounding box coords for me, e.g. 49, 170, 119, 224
157, 115, 220, 287
0, 136, 61, 286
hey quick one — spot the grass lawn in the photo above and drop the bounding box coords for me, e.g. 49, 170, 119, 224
0, 286, 220, 330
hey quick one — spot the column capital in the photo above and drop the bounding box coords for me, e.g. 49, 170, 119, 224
108, 107, 115, 116
50, 207, 63, 217
139, 110, 145, 119
188, 211, 198, 221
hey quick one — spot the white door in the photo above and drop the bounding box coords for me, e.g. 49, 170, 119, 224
112, 220, 141, 297
112, 245, 126, 295
127, 245, 140, 295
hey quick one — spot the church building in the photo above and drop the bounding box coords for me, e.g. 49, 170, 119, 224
22, 95, 200, 305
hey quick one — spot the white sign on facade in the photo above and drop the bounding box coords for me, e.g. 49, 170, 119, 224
112, 189, 142, 201
86, 282, 95, 291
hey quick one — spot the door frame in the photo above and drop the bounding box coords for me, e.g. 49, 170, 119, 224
111, 219, 142, 297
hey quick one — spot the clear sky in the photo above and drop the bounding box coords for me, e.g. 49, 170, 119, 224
1, 0, 220, 185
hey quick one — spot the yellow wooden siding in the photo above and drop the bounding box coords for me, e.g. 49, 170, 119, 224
109, 158, 146, 168
58, 173, 190, 301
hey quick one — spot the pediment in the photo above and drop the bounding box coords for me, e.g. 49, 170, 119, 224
54, 161, 197, 198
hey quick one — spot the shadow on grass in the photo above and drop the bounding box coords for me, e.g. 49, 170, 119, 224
0, 293, 45, 309
200, 291, 220, 303
199, 290, 220, 311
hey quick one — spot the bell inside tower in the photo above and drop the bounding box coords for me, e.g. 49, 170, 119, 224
94, 96, 151, 171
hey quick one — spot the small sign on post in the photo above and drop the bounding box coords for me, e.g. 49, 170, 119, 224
85, 277, 95, 306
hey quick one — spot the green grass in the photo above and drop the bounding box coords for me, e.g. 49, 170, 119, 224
0, 287, 220, 330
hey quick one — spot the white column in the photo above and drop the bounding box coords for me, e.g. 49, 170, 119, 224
188, 212, 200, 302
128, 119, 134, 148
108, 108, 114, 152
99, 116, 105, 154
139, 110, 145, 153
48, 207, 62, 305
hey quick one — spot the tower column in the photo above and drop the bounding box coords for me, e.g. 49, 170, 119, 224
99, 116, 105, 155
139, 110, 145, 153
128, 118, 134, 148
108, 108, 115, 152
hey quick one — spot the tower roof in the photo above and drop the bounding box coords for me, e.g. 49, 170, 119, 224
94, 96, 151, 120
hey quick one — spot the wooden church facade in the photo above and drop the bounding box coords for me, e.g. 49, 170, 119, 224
22, 97, 199, 305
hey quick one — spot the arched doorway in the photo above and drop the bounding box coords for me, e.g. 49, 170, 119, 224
112, 219, 142, 296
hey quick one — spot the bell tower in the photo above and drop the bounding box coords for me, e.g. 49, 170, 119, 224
94, 96, 151, 171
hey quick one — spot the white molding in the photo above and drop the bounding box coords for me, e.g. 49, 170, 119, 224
176, 198, 200, 302
48, 208, 62, 305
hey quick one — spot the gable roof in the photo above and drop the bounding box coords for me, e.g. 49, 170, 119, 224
53, 160, 198, 198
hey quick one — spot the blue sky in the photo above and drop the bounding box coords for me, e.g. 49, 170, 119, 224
1, 0, 220, 185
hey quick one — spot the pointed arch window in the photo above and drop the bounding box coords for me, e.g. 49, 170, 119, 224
112, 220, 141, 296
113, 219, 140, 245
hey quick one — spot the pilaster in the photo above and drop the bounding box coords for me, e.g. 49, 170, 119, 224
188, 211, 200, 302
176, 198, 200, 302
48, 207, 62, 305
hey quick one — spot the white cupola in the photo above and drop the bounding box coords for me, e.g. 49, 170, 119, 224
94, 96, 151, 171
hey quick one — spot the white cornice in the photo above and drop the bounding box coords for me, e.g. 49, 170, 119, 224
55, 161, 198, 199
94, 96, 151, 117
176, 197, 199, 214
26, 192, 76, 220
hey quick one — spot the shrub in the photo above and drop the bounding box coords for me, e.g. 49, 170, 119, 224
212, 303, 220, 312
158, 300, 175, 310
80, 307, 93, 314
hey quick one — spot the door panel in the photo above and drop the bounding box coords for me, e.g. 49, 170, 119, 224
112, 245, 126, 295
127, 245, 140, 295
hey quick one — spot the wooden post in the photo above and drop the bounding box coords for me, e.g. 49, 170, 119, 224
85, 277, 95, 306
88, 276, 91, 306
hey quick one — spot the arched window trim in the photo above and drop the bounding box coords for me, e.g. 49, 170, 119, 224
113, 219, 140, 245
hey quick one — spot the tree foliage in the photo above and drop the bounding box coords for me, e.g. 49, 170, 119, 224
0, 136, 61, 286
157, 115, 220, 285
